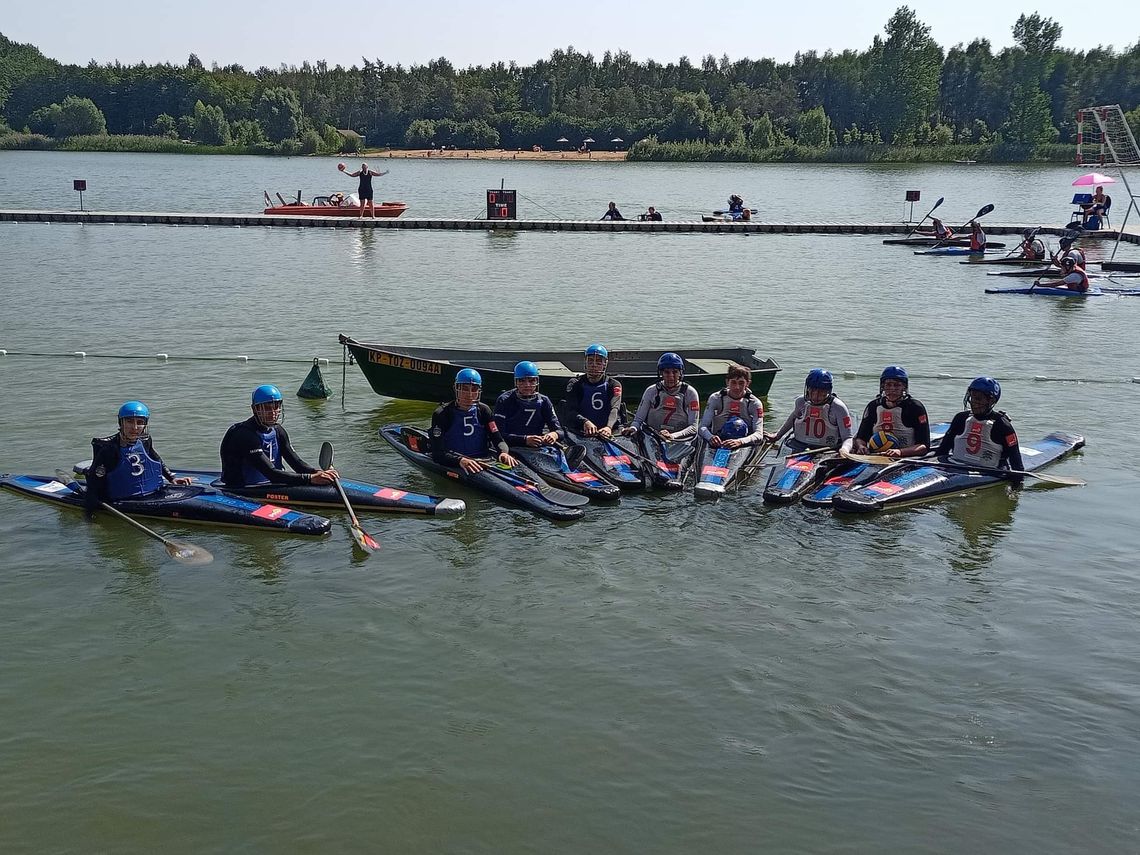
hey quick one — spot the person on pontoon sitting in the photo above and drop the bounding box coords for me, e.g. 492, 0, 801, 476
1080, 186, 1108, 227
727, 194, 750, 220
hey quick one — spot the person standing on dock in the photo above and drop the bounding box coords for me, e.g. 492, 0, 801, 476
339, 161, 389, 218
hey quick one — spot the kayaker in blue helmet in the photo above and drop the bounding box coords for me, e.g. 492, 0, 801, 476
85, 401, 193, 517
625, 352, 700, 441
935, 377, 1024, 480
698, 363, 766, 449
219, 384, 338, 488
559, 343, 625, 439
764, 369, 854, 453
431, 368, 516, 474
852, 365, 931, 459
493, 361, 562, 448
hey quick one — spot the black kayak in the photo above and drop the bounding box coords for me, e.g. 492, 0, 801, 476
565, 430, 645, 491
74, 462, 466, 516
762, 440, 840, 504
379, 425, 585, 521
693, 442, 768, 499
884, 237, 1007, 248
511, 445, 621, 501
958, 257, 1051, 266
632, 430, 697, 491
832, 432, 1085, 513
0, 474, 331, 535
801, 421, 951, 508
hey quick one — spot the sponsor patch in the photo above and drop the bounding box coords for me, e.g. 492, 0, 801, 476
1005, 432, 1019, 447
431, 427, 442, 437
567, 471, 598, 483
603, 454, 631, 467
863, 481, 903, 497
36, 480, 70, 493
702, 466, 730, 479
251, 504, 290, 520
94, 465, 106, 477
374, 487, 408, 500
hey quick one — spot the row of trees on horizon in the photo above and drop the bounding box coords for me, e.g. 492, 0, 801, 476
1, 7, 1137, 157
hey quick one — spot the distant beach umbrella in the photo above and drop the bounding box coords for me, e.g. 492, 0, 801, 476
611, 138, 624, 143
1072, 172, 1116, 186
556, 137, 569, 143
583, 138, 595, 144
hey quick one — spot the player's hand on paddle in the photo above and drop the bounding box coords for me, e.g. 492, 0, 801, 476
723, 438, 743, 450
658, 428, 674, 441
596, 426, 613, 439
170, 476, 194, 486
581, 420, 598, 437
852, 439, 868, 454
541, 431, 559, 445
311, 468, 339, 485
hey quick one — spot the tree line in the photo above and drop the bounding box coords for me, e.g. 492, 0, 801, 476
1, 7, 1137, 159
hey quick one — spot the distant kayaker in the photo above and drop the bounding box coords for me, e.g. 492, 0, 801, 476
600, 202, 625, 221
431, 369, 517, 474
1017, 229, 1046, 261
624, 352, 700, 441
219, 385, 339, 488
935, 377, 1023, 480
493, 362, 562, 448
559, 344, 625, 439
851, 366, 931, 459
1051, 236, 1086, 271
638, 206, 663, 221
1035, 256, 1090, 292
697, 363, 766, 449
338, 161, 389, 218
84, 401, 193, 516
969, 219, 987, 252
764, 369, 854, 453
929, 218, 955, 241
727, 195, 750, 221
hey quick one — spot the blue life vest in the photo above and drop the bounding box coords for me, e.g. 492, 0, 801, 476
105, 439, 164, 500
498, 392, 548, 437
241, 425, 282, 486
443, 404, 488, 458
575, 377, 614, 425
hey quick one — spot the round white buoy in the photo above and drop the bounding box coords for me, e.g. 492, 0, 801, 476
74, 351, 87, 358
1034, 375, 1048, 381
236, 355, 249, 362
0, 349, 7, 356
1133, 377, 1140, 384
843, 370, 857, 379
937, 373, 953, 379
317, 358, 329, 366
155, 353, 169, 361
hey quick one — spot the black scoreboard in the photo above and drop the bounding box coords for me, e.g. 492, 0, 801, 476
486, 189, 517, 220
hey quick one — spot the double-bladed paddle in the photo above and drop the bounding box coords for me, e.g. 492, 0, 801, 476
56, 470, 213, 565
836, 453, 1084, 486
932, 203, 995, 249
904, 196, 945, 238
319, 442, 380, 553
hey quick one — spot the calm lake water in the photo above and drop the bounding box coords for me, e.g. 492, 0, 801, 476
1, 151, 1139, 852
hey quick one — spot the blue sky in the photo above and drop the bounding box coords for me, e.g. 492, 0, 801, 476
5, 0, 1137, 69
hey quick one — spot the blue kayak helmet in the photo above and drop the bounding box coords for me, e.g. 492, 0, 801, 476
251, 384, 284, 426
117, 400, 150, 421
879, 365, 909, 396
513, 361, 540, 380
455, 368, 482, 387
657, 351, 684, 378
965, 376, 1001, 410
718, 415, 749, 441
585, 343, 609, 360
804, 368, 833, 401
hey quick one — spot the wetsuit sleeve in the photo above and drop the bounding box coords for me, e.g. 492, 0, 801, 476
630, 386, 655, 431
541, 396, 562, 434
855, 400, 878, 442
995, 416, 1024, 474
558, 379, 585, 431
606, 380, 624, 431
936, 412, 968, 457
909, 401, 931, 450
430, 404, 463, 467
84, 438, 118, 516
275, 425, 317, 475
479, 404, 510, 456
832, 399, 855, 442
698, 393, 719, 442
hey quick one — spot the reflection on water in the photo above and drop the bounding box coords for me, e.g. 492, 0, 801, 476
941, 486, 1018, 577
228, 535, 290, 581
350, 228, 378, 267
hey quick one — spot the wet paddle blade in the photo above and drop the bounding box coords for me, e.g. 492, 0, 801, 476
319, 441, 334, 469
349, 522, 380, 552
165, 540, 215, 565
564, 443, 587, 469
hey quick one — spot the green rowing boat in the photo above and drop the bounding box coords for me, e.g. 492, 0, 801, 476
339, 337, 780, 403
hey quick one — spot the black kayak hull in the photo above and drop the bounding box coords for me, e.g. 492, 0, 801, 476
885, 237, 1007, 248
694, 443, 766, 498
763, 440, 838, 504
802, 421, 951, 508
832, 432, 1085, 513
511, 446, 621, 501
0, 474, 331, 535
565, 430, 645, 491
165, 469, 466, 516
379, 425, 585, 521
634, 432, 696, 491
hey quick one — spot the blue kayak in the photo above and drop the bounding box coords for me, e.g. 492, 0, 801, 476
914, 247, 992, 256
832, 432, 1085, 513
802, 422, 950, 507
694, 442, 768, 498
0, 474, 331, 534
564, 430, 645, 491
762, 440, 838, 504
984, 286, 1104, 296
634, 430, 697, 491
379, 425, 585, 522
510, 445, 621, 501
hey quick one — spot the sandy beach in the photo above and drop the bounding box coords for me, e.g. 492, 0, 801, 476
364, 147, 628, 162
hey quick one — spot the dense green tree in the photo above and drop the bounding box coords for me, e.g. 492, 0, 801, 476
152, 112, 177, 138
796, 106, 835, 146
192, 99, 230, 144
255, 86, 301, 142
1002, 83, 1056, 144
404, 118, 435, 147
865, 7, 943, 143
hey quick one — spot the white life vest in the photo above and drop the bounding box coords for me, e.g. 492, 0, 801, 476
793, 400, 840, 447
646, 382, 693, 430
873, 402, 915, 447
709, 390, 762, 434
950, 415, 1004, 467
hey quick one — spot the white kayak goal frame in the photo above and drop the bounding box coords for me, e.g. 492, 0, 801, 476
1076, 105, 1140, 261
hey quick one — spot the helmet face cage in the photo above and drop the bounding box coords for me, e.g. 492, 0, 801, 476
251, 384, 285, 427
584, 344, 608, 375
455, 368, 483, 402
879, 365, 909, 398
117, 401, 150, 439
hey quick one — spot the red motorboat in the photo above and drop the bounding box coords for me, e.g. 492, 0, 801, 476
263, 191, 408, 218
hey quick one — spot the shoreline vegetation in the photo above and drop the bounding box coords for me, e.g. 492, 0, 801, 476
2, 8, 1136, 165
0, 133, 1078, 164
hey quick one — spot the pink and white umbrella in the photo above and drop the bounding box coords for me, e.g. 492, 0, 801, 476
1072, 172, 1116, 186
